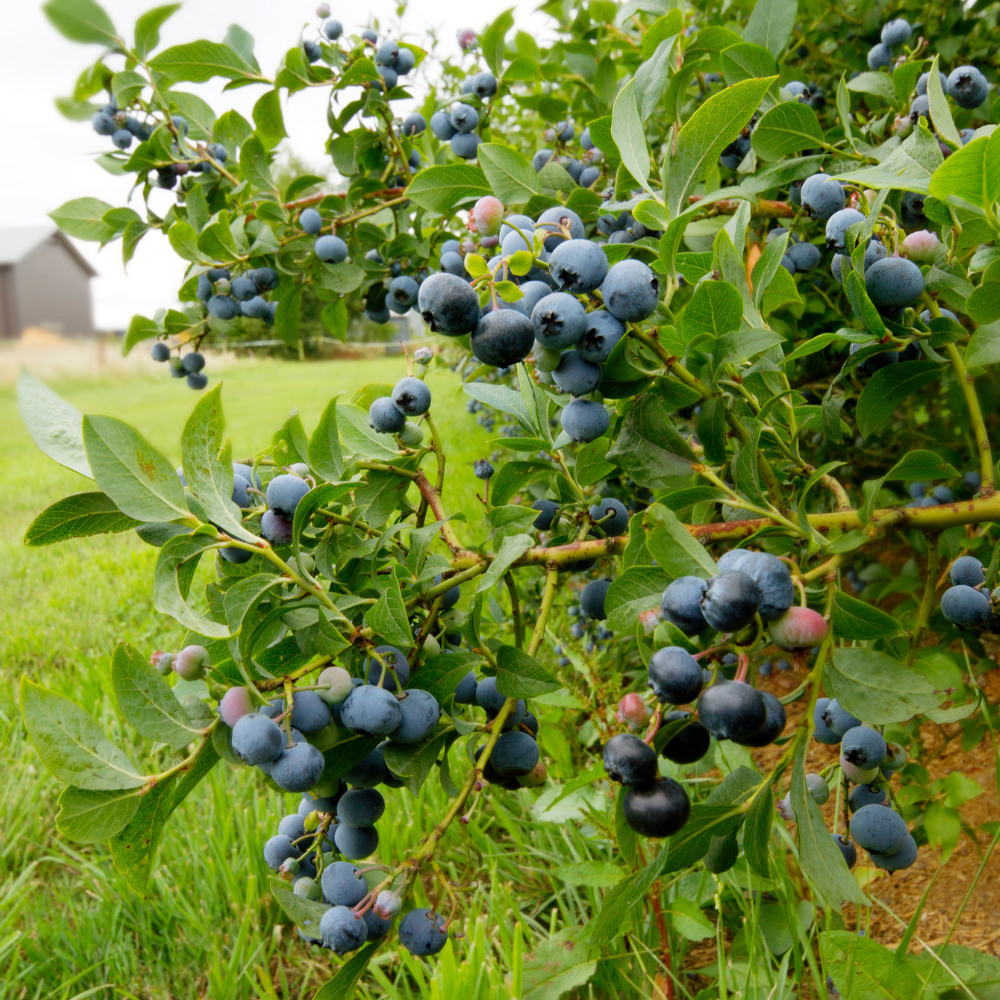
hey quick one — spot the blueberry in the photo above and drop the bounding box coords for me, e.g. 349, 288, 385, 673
376, 40, 399, 65
589, 497, 629, 536
600, 260, 659, 322
786, 241, 822, 272
315, 235, 348, 263
232, 714, 285, 765
532, 149, 553, 171
917, 71, 948, 96
801, 173, 846, 221
300, 208, 323, 235
729, 552, 793, 622
552, 351, 602, 395
659, 710, 710, 763
450, 103, 479, 133
471, 310, 535, 368
622, 777, 691, 837
401, 113, 426, 137
300, 785, 345, 816
151, 342, 170, 362
388, 377, 429, 418
265, 474, 309, 519
325, 19, 343, 39
520, 712, 539, 737
360, 28, 378, 43
473, 459, 493, 480
291, 690, 332, 734
867, 43, 893, 71
453, 670, 478, 704
303, 39, 322, 61
947, 66, 989, 109
648, 646, 703, 705
369, 396, 406, 434
399, 908, 448, 956
364, 645, 410, 691
603, 733, 658, 785
261, 510, 293, 545
941, 584, 989, 628
320, 905, 369, 954
340, 685, 402, 736
343, 747, 387, 788
950, 555, 985, 588
699, 571, 761, 632
900, 190, 928, 227
492, 731, 540, 777
579, 166, 600, 187
880, 18, 911, 47
964, 471, 982, 493
531, 292, 587, 350
430, 110, 457, 140
535, 207, 585, 250
734, 691, 786, 747
850, 804, 909, 856
864, 257, 924, 308
278, 812, 307, 845
92, 111, 116, 135
112, 129, 133, 150
548, 239, 609, 294
196, 274, 213, 302
321, 861, 368, 906
334, 822, 379, 859
561, 398, 609, 442
661, 576, 709, 635
909, 94, 930, 123
377, 66, 398, 90
849, 782, 887, 812
418, 273, 479, 335
474, 676, 507, 714
240, 296, 270, 319
264, 834, 298, 870
469, 70, 497, 99
389, 690, 440, 743
697, 679, 766, 741
825, 209, 866, 251
337, 788, 386, 828
822, 698, 862, 738
932, 485, 953, 503
531, 498, 560, 530
207, 295, 238, 320
869, 833, 918, 871
395, 48, 416, 75
440, 251, 467, 277
577, 310, 625, 363
580, 578, 612, 620
271, 740, 325, 792
832, 833, 857, 869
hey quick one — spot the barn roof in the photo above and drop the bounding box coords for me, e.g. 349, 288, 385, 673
0, 226, 98, 277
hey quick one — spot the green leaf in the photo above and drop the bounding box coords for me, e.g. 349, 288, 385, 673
319, 735, 382, 786
720, 42, 778, 87
464, 381, 535, 433
855, 362, 941, 438
605, 566, 671, 631
477, 534, 535, 593
555, 861, 625, 887
240, 135, 277, 194
645, 503, 718, 578
681, 279, 743, 338
480, 7, 514, 77
168, 91, 216, 141
828, 648, 945, 723
270, 882, 331, 940
154, 534, 233, 638
606, 391, 695, 489
16, 373, 91, 479
831, 592, 903, 640
791, 741, 869, 908
834, 123, 943, 195
180, 385, 257, 544
843, 269, 886, 337
963, 320, 1000, 368
135, 3, 180, 58
149, 40, 259, 83
668, 897, 716, 941
25, 491, 139, 546
885, 450, 959, 481
751, 101, 823, 161
308, 395, 344, 481
337, 403, 400, 461
967, 281, 1000, 325
926, 54, 962, 150
409, 652, 484, 709
364, 579, 412, 648
743, 783, 775, 878
742, 0, 797, 57
634, 38, 676, 122
614, 785, 639, 866
168, 220, 209, 264
611, 80, 652, 193
20, 676, 145, 791
405, 164, 491, 213
313, 941, 381, 1000
929, 131, 1000, 212
43, 0, 122, 48
495, 645, 560, 699
49, 197, 115, 242
109, 777, 175, 896
56, 786, 141, 843
575, 436, 617, 487
821, 930, 922, 1000
111, 642, 200, 747
252, 89, 286, 149
667, 75, 777, 217
83, 415, 189, 523
478, 143, 541, 204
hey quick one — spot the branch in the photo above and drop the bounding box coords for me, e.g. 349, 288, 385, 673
687, 195, 795, 218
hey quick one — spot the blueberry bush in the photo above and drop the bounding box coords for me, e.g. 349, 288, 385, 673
20, 0, 1000, 993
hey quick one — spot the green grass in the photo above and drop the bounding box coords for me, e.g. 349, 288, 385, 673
0, 358, 662, 1000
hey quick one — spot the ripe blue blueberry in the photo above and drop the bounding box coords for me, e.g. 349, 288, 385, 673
453, 671, 477, 704
548, 239, 609, 294
786, 241, 822, 271
471, 310, 535, 368
271, 740, 325, 792
492, 730, 540, 777
395, 48, 416, 75
338, 788, 386, 828
732, 689, 785, 748
418, 272, 480, 335
869, 832, 917, 871
473, 459, 493, 481
112, 129, 133, 149
315, 235, 348, 263
369, 396, 406, 434
391, 376, 431, 416
801, 173, 846, 221
320, 905, 369, 954
813, 697, 841, 745
431, 111, 457, 140
661, 576, 709, 635
334, 823, 379, 859
532, 149, 553, 171
850, 804, 909, 856
264, 834, 298, 870
399, 908, 448, 956
531, 292, 586, 350
207, 295, 238, 320
340, 685, 402, 736
552, 350, 602, 395
303, 40, 321, 62
603, 732, 658, 785
600, 260, 659, 322
622, 777, 691, 837
450, 103, 479, 133
908, 94, 930, 123
377, 40, 399, 65
699, 571, 761, 632
659, 710, 710, 763
867, 43, 892, 71
880, 18, 911, 47
300, 208, 323, 235
181, 352, 205, 374
474, 676, 507, 714
580, 578, 612, 620
342, 746, 387, 788
389, 689, 441, 743
469, 71, 497, 99
291, 690, 332, 734
561, 398, 609, 442
440, 251, 467, 277
261, 510, 293, 545
849, 782, 887, 812
266, 474, 309, 519
536, 206, 585, 250
822, 698, 862, 738
232, 714, 285, 765
151, 342, 170, 362
364, 645, 410, 691
360, 29, 378, 43
697, 679, 766, 742
401, 112, 426, 136
941, 584, 989, 628
947, 66, 989, 109
950, 555, 985, 588
92, 111, 116, 135
648, 646, 703, 705
324, 20, 343, 39
389, 276, 420, 310
377, 66, 398, 91
277, 812, 307, 845
832, 833, 857, 868
579, 166, 600, 187
577, 310, 625, 363
729, 551, 793, 622
589, 497, 628, 536
825, 209, 866, 251
321, 861, 368, 906
917, 71, 948, 96
186, 372, 208, 391
864, 256, 924, 308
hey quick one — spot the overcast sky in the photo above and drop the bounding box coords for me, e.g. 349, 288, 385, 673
1, 0, 548, 329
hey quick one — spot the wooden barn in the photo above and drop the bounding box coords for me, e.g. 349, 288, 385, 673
0, 227, 96, 339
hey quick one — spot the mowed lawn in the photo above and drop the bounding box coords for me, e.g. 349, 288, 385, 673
0, 356, 609, 1000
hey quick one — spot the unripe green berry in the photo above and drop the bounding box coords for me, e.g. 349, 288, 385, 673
317, 666, 354, 705
294, 876, 322, 900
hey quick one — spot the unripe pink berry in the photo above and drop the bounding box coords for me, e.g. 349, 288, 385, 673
150, 651, 174, 676
374, 890, 402, 918
219, 686, 254, 727
480, 234, 499, 249
901, 230, 941, 263
457, 28, 477, 50
173, 644, 211, 680
777, 792, 796, 822
471, 196, 504, 237
768, 606, 828, 651
616, 693, 652, 730
638, 606, 663, 636
316, 2, 331, 16
317, 666, 354, 705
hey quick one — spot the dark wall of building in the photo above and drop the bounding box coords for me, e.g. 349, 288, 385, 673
0, 267, 17, 340
8, 237, 95, 338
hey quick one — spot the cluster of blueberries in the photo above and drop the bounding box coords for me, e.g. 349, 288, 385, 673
939, 553, 999, 633
800, 697, 916, 873
149, 342, 208, 389
368, 373, 433, 434
529, 124, 605, 190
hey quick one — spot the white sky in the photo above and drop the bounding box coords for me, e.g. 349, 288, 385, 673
1, 0, 548, 329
